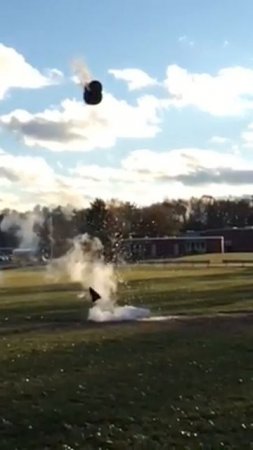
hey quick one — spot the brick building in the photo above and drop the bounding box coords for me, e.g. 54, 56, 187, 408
120, 235, 224, 261
200, 227, 253, 252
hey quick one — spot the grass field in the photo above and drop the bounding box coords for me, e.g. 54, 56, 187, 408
136, 252, 253, 265
176, 252, 253, 264
0, 265, 252, 449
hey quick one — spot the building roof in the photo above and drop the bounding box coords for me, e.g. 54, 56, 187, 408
123, 236, 223, 241
202, 226, 253, 233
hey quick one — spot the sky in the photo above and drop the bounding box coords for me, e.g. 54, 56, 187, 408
1, 0, 253, 211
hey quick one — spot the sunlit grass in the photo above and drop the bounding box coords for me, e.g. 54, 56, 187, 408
176, 252, 253, 263
0, 266, 252, 449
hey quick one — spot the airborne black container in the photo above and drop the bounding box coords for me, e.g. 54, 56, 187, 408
83, 80, 103, 105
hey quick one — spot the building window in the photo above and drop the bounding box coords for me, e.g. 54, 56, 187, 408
185, 240, 206, 254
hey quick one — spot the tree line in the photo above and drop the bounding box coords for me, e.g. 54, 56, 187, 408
1, 195, 253, 258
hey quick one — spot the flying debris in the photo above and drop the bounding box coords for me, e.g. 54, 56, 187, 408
83, 80, 103, 105
89, 286, 101, 303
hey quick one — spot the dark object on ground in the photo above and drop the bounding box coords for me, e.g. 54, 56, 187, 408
89, 287, 101, 303
83, 80, 103, 105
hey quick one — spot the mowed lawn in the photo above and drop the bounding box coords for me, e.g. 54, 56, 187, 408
0, 266, 252, 449
174, 252, 253, 263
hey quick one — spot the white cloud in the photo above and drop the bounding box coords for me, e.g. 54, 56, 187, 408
57, 161, 64, 169
223, 40, 229, 48
109, 68, 158, 91
0, 43, 63, 100
241, 122, 253, 148
122, 148, 246, 176
69, 148, 253, 205
0, 149, 88, 210
0, 193, 21, 210
209, 136, 231, 145
164, 64, 253, 116
1, 147, 253, 210
178, 35, 195, 47
0, 93, 165, 152
0, 149, 55, 186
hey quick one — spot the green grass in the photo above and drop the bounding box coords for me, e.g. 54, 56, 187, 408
175, 252, 253, 263
0, 266, 252, 449
1, 265, 253, 329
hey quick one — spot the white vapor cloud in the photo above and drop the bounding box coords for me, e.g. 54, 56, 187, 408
0, 43, 63, 100
109, 68, 158, 91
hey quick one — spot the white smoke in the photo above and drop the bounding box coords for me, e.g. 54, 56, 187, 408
88, 303, 150, 322
71, 58, 92, 86
0, 210, 43, 250
46, 232, 151, 322
46, 233, 117, 301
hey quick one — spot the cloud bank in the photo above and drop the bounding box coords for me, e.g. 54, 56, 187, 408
0, 95, 165, 152
0, 43, 63, 100
0, 147, 252, 211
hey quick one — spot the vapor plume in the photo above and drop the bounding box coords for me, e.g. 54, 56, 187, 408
0, 210, 43, 250
71, 58, 92, 86
46, 232, 151, 322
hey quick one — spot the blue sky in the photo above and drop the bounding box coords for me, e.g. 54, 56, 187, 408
1, 0, 253, 210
